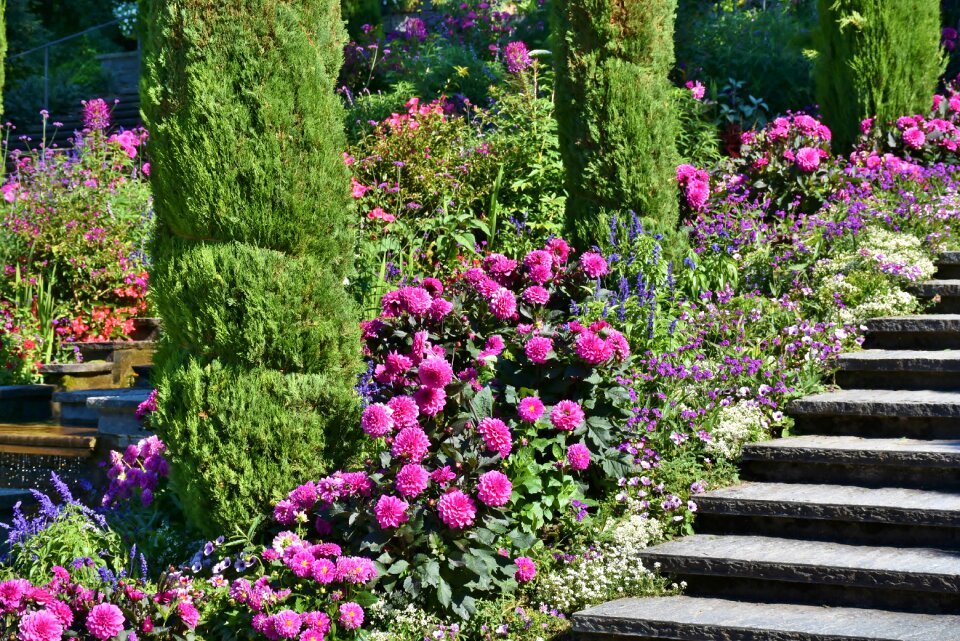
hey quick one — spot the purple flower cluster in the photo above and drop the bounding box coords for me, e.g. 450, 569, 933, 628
101, 435, 169, 507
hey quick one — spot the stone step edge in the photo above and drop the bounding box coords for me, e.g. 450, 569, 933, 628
696, 483, 960, 527
572, 596, 960, 641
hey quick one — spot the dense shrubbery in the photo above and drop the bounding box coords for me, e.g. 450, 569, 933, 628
142, 0, 362, 534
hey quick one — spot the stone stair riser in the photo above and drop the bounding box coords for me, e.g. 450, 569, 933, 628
791, 415, 960, 439
740, 460, 960, 491
862, 331, 960, 349
835, 370, 960, 390
694, 513, 960, 549
935, 263, 960, 279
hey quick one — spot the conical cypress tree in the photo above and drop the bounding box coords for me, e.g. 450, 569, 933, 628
815, 0, 946, 150
553, 0, 680, 249
141, 0, 362, 534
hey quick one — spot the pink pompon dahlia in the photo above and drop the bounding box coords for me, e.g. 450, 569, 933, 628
274, 610, 302, 639
795, 147, 821, 172
414, 385, 447, 416
418, 357, 454, 389
361, 403, 394, 438
685, 179, 710, 210
579, 252, 609, 278
19, 610, 63, 641
399, 286, 433, 315
374, 495, 410, 529
551, 400, 585, 431
437, 489, 477, 529
312, 559, 336, 584
338, 603, 365, 631
477, 417, 512, 457
86, 603, 125, 640
395, 463, 430, 497
517, 396, 545, 423
566, 443, 591, 470
903, 126, 926, 149
576, 330, 613, 365
524, 336, 553, 364
477, 470, 513, 507
522, 286, 550, 305
177, 601, 200, 629
387, 395, 419, 429
391, 427, 431, 461
514, 556, 537, 582
489, 287, 517, 319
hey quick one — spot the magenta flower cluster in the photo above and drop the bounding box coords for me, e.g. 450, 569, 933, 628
101, 435, 169, 507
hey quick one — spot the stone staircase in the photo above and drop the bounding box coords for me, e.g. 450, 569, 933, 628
573, 253, 960, 640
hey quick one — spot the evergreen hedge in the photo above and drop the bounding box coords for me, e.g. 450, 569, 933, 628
141, 0, 362, 534
553, 0, 680, 249
815, 0, 946, 150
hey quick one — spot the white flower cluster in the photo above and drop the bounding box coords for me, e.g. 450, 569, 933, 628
855, 227, 935, 283
838, 285, 917, 325
535, 516, 663, 613
704, 401, 769, 459
368, 601, 443, 641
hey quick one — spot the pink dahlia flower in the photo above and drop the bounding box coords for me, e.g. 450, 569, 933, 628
477, 470, 513, 507
576, 330, 613, 365
429, 297, 454, 320
579, 252, 609, 278
418, 357, 454, 389
338, 603, 365, 631
399, 286, 433, 315
311, 559, 336, 584
396, 463, 430, 497
477, 417, 512, 457
336, 557, 378, 584
525, 336, 553, 364
438, 490, 477, 529
685, 179, 710, 210
514, 556, 537, 582
551, 400, 585, 431
289, 550, 317, 578
19, 610, 63, 641
387, 395, 419, 429
567, 443, 591, 470
414, 385, 447, 416
517, 396, 545, 423
795, 147, 821, 172
522, 286, 550, 305
545, 238, 570, 265
289, 482, 318, 511
903, 126, 926, 149
375, 495, 410, 529
489, 287, 517, 319
177, 601, 200, 629
303, 611, 331, 634
391, 427, 431, 461
274, 610, 302, 639
47, 601, 73, 628
86, 603, 125, 640
421, 277, 444, 296
361, 403, 394, 437
385, 351, 413, 375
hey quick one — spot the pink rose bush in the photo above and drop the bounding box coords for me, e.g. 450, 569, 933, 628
262, 238, 634, 617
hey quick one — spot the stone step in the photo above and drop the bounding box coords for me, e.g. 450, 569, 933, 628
835, 349, 960, 389
54, 387, 149, 427
935, 251, 960, 280
912, 279, 960, 313
572, 596, 960, 641
0, 423, 96, 450
639, 534, 960, 613
862, 314, 960, 350
740, 435, 960, 489
89, 388, 151, 439
0, 385, 55, 423
39, 361, 114, 391
695, 482, 960, 548
789, 389, 960, 439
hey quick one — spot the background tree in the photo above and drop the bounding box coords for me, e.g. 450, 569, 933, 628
552, 0, 680, 249
815, 0, 946, 150
141, 0, 363, 534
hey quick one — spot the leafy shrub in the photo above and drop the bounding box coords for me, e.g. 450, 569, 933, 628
141, 0, 362, 535
815, 0, 946, 150
273, 238, 635, 618
675, 0, 816, 117
553, 0, 681, 246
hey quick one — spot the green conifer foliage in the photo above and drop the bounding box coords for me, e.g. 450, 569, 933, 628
141, 0, 362, 533
815, 0, 946, 150
553, 0, 680, 249
0, 0, 7, 118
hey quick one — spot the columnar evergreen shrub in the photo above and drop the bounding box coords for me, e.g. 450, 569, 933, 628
0, 0, 6, 117
552, 0, 680, 248
815, 0, 946, 150
141, 0, 362, 534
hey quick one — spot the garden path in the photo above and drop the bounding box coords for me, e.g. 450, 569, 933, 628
572, 252, 960, 640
